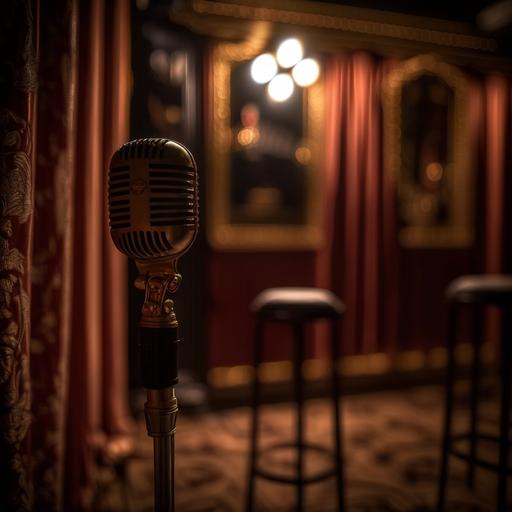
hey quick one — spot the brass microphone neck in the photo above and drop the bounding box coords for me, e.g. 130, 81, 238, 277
140, 274, 180, 328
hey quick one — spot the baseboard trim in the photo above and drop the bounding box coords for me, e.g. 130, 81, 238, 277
208, 343, 496, 405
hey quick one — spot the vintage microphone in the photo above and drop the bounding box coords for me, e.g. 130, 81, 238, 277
107, 138, 199, 512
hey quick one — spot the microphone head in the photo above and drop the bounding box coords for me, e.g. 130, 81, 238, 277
108, 138, 198, 269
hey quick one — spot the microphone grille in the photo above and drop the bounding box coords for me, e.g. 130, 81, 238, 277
108, 138, 198, 261
115, 137, 174, 161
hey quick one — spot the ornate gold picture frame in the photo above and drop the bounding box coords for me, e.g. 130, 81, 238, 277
206, 22, 324, 250
383, 54, 473, 248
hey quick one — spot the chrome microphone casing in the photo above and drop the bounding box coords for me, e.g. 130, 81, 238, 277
108, 137, 198, 275
108, 138, 199, 328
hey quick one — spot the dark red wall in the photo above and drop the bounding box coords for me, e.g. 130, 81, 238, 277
397, 249, 480, 351
207, 246, 488, 367
207, 251, 317, 367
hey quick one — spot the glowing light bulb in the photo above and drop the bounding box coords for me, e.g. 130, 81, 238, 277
267, 73, 294, 102
276, 38, 303, 69
250, 53, 278, 84
292, 58, 320, 87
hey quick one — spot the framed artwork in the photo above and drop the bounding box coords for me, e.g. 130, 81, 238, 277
207, 22, 324, 250
383, 55, 473, 248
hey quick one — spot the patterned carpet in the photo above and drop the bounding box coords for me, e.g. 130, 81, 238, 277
95, 383, 510, 511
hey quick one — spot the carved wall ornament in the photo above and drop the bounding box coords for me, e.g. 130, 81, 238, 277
382, 54, 473, 248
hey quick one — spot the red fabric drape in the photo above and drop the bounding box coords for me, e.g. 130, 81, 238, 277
319, 53, 511, 357
484, 75, 509, 275
66, 1, 133, 509
30, 1, 77, 510
457, 75, 510, 344
0, 1, 132, 510
0, 1, 38, 509
316, 53, 399, 356
482, 74, 510, 342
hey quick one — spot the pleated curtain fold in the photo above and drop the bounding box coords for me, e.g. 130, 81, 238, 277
317, 53, 400, 356
0, 1, 133, 510
318, 52, 511, 356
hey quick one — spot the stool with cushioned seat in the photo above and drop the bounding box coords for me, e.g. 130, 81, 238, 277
437, 274, 512, 512
246, 287, 346, 512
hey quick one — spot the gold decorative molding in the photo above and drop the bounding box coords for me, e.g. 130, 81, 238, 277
192, 0, 495, 52
215, 19, 271, 62
382, 54, 473, 248
207, 21, 324, 250
170, 0, 512, 72
207, 342, 497, 389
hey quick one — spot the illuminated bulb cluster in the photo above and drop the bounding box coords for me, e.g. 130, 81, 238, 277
250, 38, 320, 102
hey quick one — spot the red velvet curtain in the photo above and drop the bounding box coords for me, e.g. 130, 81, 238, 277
318, 52, 511, 357
0, 1, 132, 510
484, 75, 509, 275
316, 53, 399, 356
476, 74, 511, 341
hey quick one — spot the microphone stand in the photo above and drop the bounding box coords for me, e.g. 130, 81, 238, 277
137, 272, 182, 512
108, 136, 198, 511
145, 388, 177, 512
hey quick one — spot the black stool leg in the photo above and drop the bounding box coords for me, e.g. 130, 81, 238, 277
437, 302, 458, 512
331, 317, 345, 512
497, 308, 511, 511
293, 322, 305, 512
467, 304, 482, 489
246, 318, 264, 512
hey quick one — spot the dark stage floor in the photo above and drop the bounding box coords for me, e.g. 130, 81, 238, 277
94, 382, 510, 511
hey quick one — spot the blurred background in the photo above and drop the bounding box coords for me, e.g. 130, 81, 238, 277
1, 0, 511, 510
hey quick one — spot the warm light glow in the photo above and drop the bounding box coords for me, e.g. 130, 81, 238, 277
241, 104, 260, 127
420, 196, 434, 213
267, 74, 294, 102
292, 58, 320, 87
164, 106, 181, 124
169, 51, 186, 85
426, 162, 443, 182
295, 146, 311, 165
250, 53, 278, 84
150, 49, 169, 76
276, 38, 303, 69
237, 127, 260, 146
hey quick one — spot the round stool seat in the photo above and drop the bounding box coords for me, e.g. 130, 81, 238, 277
247, 287, 346, 511
446, 274, 512, 305
251, 287, 345, 321
438, 273, 512, 512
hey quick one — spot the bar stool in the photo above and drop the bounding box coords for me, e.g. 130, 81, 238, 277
437, 274, 512, 512
246, 287, 346, 512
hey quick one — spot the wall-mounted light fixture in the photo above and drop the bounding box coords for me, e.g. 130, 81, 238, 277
250, 38, 320, 102
251, 53, 278, 84
276, 38, 303, 68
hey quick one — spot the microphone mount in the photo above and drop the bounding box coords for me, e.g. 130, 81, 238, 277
135, 273, 181, 329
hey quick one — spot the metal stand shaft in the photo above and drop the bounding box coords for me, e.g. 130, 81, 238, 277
145, 388, 178, 512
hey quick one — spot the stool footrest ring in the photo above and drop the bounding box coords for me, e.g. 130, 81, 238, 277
449, 432, 512, 475
254, 442, 337, 485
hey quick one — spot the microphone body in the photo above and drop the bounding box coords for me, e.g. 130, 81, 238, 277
108, 137, 198, 386
108, 138, 199, 512
108, 137, 198, 278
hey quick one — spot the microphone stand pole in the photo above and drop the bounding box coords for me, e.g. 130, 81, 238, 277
137, 273, 182, 512
145, 388, 177, 512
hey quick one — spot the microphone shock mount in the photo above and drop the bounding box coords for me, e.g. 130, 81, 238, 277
137, 270, 182, 512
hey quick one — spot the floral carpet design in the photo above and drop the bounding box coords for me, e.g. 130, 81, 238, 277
96, 383, 510, 511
